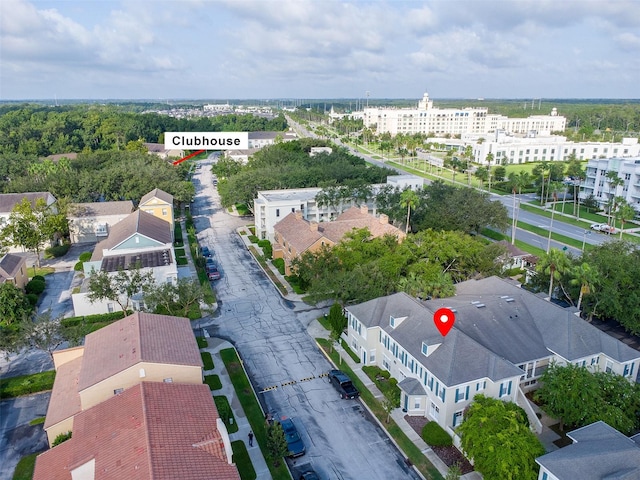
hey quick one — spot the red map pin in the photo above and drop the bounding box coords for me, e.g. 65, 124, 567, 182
434, 308, 455, 337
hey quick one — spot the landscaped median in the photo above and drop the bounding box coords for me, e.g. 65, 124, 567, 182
0, 371, 56, 399
315, 338, 444, 480
219, 347, 291, 480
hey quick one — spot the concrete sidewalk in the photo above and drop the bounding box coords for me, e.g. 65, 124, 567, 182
200, 336, 271, 480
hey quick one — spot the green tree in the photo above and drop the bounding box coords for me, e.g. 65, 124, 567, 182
327, 302, 347, 352
266, 422, 289, 467
493, 165, 506, 182
615, 201, 636, 239
19, 311, 66, 361
0, 282, 32, 326
400, 188, 419, 234
535, 363, 640, 434
474, 166, 489, 190
457, 395, 544, 480
143, 277, 211, 318
0, 198, 63, 267
536, 248, 572, 301
570, 262, 599, 312
87, 265, 155, 313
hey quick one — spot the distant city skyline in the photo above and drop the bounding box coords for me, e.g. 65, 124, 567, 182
1, 0, 639, 101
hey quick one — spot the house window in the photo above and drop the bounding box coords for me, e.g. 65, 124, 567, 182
439, 386, 446, 402
453, 411, 464, 427
382, 357, 390, 371
107, 303, 114, 313
623, 363, 635, 378
476, 381, 486, 391
114, 388, 124, 395
499, 381, 512, 398
428, 376, 434, 391
163, 378, 173, 383
422, 342, 428, 356
414, 398, 421, 409
369, 350, 376, 363
455, 386, 469, 403
542, 472, 548, 480
276, 209, 280, 217
605, 360, 613, 373
591, 356, 599, 365
429, 402, 440, 421
390, 315, 396, 328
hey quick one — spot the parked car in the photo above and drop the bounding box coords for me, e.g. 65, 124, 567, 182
280, 418, 306, 458
205, 258, 217, 272
590, 223, 615, 234
328, 369, 360, 399
207, 267, 221, 280
300, 471, 320, 480
201, 246, 212, 257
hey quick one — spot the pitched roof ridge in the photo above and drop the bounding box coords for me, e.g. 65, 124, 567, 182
139, 382, 156, 478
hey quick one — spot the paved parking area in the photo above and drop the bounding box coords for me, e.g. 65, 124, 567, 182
193, 158, 420, 480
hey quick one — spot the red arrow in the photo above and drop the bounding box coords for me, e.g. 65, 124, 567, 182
173, 150, 205, 166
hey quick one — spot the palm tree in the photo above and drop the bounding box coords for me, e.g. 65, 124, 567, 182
605, 171, 624, 226
537, 248, 571, 301
570, 263, 599, 312
486, 152, 495, 192
474, 167, 489, 191
616, 201, 637, 239
400, 189, 419, 234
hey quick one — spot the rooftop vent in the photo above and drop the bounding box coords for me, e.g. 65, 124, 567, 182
471, 301, 480, 305
475, 303, 486, 308
505, 298, 515, 303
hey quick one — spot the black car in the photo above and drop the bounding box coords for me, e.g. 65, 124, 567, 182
281, 418, 306, 458
328, 369, 360, 399
201, 246, 212, 258
300, 471, 320, 480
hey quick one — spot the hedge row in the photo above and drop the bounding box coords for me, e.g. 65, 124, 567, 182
61, 310, 128, 327
0, 371, 56, 399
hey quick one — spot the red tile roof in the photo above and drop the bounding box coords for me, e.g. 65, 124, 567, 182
77, 312, 202, 392
34, 382, 240, 480
44, 355, 83, 431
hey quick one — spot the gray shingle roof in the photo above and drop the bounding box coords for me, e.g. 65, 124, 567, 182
139, 188, 173, 206
90, 210, 172, 261
398, 377, 426, 396
0, 253, 25, 279
453, 277, 640, 363
0, 192, 56, 214
68, 201, 134, 218
347, 292, 523, 386
536, 421, 640, 480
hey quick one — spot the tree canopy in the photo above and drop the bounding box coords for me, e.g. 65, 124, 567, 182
457, 395, 545, 480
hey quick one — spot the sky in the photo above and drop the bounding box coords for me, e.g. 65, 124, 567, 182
1, 0, 639, 101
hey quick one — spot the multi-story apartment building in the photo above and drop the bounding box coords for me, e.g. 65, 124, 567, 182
580, 157, 640, 214
362, 92, 566, 136
345, 276, 640, 437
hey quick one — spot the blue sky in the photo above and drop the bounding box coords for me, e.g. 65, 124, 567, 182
1, 0, 639, 100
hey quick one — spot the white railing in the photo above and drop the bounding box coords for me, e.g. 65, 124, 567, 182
515, 385, 543, 434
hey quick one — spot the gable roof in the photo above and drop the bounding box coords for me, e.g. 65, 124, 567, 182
77, 312, 202, 392
68, 201, 134, 218
34, 382, 240, 480
90, 209, 172, 261
0, 253, 26, 279
0, 192, 56, 214
139, 188, 173, 206
43, 355, 83, 430
536, 421, 640, 480
453, 276, 640, 364
347, 292, 523, 386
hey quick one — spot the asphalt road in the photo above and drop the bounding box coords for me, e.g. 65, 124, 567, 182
192, 158, 420, 480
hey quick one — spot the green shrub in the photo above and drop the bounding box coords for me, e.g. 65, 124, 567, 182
205, 374, 222, 390
73, 261, 83, 271
247, 235, 259, 244
201, 351, 215, 370
84, 311, 127, 324
32, 275, 45, 282
12, 452, 38, 480
271, 258, 285, 275
421, 422, 453, 447
197, 337, 208, 348
52, 431, 72, 447
362, 366, 399, 406
78, 252, 92, 262
26, 293, 38, 306
177, 257, 188, 266
61, 316, 84, 327
0, 371, 56, 399
25, 279, 45, 295
174, 222, 183, 242
214, 395, 238, 433
45, 243, 70, 258
341, 339, 361, 363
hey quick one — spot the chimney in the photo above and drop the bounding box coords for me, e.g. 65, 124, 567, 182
309, 222, 319, 232
379, 214, 389, 224
295, 210, 302, 220
360, 204, 368, 215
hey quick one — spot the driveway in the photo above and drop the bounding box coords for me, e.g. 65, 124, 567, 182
0, 393, 50, 480
192, 159, 420, 480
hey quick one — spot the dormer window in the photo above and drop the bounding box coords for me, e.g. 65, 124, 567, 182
422, 342, 428, 356
390, 315, 396, 328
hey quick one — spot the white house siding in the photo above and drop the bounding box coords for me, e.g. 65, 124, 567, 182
580, 157, 640, 214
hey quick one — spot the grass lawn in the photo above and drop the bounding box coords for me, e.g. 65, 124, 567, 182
29, 266, 55, 278
220, 348, 290, 480
232, 440, 257, 480
481, 228, 547, 257
235, 204, 251, 216
205, 374, 222, 390
201, 351, 214, 371
214, 395, 239, 433
12, 452, 38, 480
29, 417, 45, 426
197, 337, 208, 348
316, 339, 444, 480
0, 371, 56, 399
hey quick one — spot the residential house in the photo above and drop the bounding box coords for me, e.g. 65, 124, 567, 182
34, 381, 240, 480
43, 312, 203, 445
535, 421, 640, 480
345, 276, 640, 437
67, 201, 134, 244
310, 146, 333, 156
273, 205, 406, 275
143, 142, 185, 160
225, 147, 260, 164
0, 253, 29, 289
254, 175, 423, 240
247, 130, 297, 149
138, 188, 174, 226
0, 192, 57, 253
71, 209, 176, 316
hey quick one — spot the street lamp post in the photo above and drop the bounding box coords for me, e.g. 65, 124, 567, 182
582, 229, 591, 252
